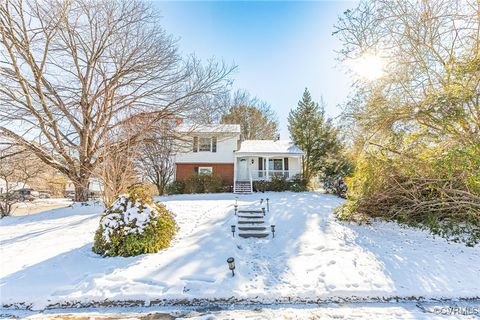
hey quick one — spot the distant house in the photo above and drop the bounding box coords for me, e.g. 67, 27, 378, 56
65, 177, 103, 198
174, 124, 304, 193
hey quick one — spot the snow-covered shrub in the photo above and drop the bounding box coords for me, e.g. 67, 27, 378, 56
93, 185, 178, 257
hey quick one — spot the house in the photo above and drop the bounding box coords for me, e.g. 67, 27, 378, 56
174, 124, 304, 193
65, 177, 104, 198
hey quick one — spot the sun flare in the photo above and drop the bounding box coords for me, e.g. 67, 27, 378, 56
350, 53, 386, 81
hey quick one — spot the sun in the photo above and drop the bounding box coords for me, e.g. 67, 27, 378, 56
350, 53, 386, 81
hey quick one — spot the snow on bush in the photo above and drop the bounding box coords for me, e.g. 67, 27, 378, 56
93, 185, 178, 257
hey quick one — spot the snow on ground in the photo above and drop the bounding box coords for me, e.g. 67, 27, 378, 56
0, 192, 479, 311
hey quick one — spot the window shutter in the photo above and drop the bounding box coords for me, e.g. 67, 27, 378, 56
284, 158, 289, 170
212, 137, 217, 152
194, 166, 199, 174
193, 136, 198, 152
258, 157, 263, 170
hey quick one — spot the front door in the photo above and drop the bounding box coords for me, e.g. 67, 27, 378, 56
237, 158, 249, 180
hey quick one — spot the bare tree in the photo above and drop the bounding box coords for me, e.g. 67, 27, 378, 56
137, 130, 176, 196
0, 147, 45, 217
220, 90, 279, 140
0, 0, 234, 201
99, 134, 138, 206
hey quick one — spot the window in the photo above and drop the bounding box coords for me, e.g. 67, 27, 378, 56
268, 159, 283, 170
193, 136, 217, 152
199, 137, 211, 151
198, 167, 213, 175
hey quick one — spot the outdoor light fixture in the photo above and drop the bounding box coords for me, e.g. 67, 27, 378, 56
234, 204, 238, 215
260, 198, 264, 205
235, 196, 238, 206
231, 225, 236, 237
262, 207, 266, 216
271, 224, 276, 238
227, 257, 235, 276
266, 198, 270, 211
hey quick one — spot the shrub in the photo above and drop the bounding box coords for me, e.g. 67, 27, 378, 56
290, 175, 309, 192
338, 145, 480, 246
253, 175, 308, 193
183, 174, 224, 193
166, 181, 185, 195
93, 185, 178, 257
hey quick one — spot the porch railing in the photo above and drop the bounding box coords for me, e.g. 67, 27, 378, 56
250, 169, 301, 181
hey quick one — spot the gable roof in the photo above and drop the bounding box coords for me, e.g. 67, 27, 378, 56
237, 140, 304, 155
177, 124, 241, 134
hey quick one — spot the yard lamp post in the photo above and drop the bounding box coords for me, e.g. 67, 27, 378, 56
266, 198, 270, 212
262, 207, 266, 216
271, 225, 276, 238
231, 225, 236, 237
234, 204, 238, 216
227, 257, 235, 276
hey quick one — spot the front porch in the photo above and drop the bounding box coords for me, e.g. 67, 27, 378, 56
233, 155, 302, 193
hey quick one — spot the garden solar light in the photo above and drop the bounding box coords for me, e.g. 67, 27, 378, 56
271, 224, 276, 238
227, 257, 235, 276
234, 204, 238, 215
262, 207, 266, 216
260, 198, 264, 204
266, 198, 270, 211
231, 225, 236, 237
235, 196, 238, 206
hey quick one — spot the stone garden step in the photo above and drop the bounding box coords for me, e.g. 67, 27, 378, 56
238, 215, 264, 219
238, 210, 263, 213
239, 233, 269, 238
238, 226, 267, 231
238, 220, 265, 224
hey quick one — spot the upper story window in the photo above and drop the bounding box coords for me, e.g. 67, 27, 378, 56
193, 136, 217, 152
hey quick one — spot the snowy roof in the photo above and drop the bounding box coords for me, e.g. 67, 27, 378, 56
237, 140, 304, 155
177, 124, 241, 134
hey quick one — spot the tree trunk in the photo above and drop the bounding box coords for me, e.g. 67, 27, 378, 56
74, 176, 90, 202
156, 182, 164, 196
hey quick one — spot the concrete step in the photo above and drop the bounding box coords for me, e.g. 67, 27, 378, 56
238, 210, 263, 214
238, 215, 263, 219
238, 220, 265, 224
238, 226, 266, 231
239, 233, 269, 238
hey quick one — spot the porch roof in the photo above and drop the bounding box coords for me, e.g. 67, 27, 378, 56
236, 140, 304, 156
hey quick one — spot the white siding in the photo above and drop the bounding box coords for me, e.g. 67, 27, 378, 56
175, 134, 239, 164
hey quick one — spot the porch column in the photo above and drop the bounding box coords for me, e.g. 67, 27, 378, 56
266, 156, 270, 180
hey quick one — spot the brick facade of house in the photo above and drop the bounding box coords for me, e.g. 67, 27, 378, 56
175, 163, 234, 185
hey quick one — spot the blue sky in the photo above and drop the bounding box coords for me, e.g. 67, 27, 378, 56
153, 0, 358, 139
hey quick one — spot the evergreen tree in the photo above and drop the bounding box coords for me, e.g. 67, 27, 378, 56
288, 88, 344, 183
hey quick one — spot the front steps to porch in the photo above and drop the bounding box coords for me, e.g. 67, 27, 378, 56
234, 181, 252, 194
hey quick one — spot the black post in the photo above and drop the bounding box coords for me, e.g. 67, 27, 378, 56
231, 225, 236, 237
266, 198, 270, 212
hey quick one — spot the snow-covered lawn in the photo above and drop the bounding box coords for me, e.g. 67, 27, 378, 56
0, 192, 479, 310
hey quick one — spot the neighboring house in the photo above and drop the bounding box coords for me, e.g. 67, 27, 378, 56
174, 124, 304, 193
65, 177, 104, 198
